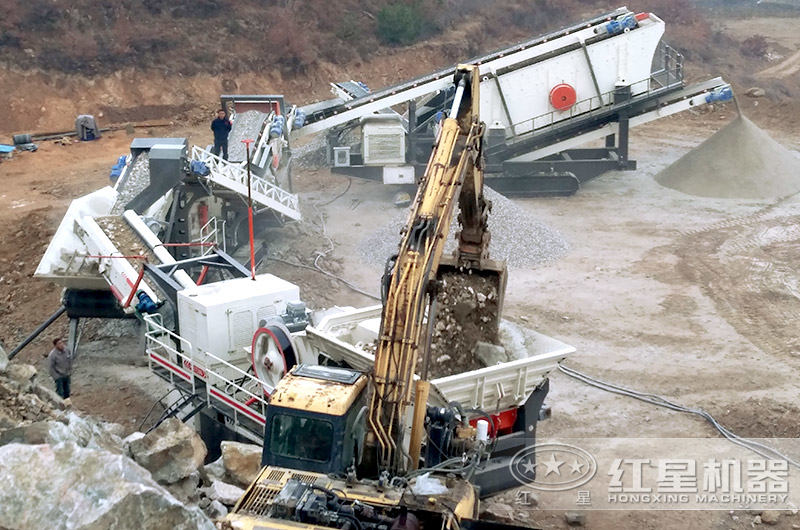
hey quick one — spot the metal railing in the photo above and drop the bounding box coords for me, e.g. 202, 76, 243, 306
144, 313, 199, 394
510, 42, 684, 139
191, 145, 301, 221
198, 217, 226, 255
144, 313, 270, 442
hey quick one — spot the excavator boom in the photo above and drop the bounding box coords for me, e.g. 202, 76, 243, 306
368, 65, 507, 473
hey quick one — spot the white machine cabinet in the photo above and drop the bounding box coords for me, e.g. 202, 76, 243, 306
177, 273, 301, 364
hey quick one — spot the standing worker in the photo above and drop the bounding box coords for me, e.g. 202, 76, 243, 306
47, 337, 74, 401
211, 108, 232, 160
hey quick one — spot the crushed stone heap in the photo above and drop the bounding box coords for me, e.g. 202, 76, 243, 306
655, 116, 800, 199
360, 187, 568, 269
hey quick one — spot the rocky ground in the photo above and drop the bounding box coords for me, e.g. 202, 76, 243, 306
0, 344, 265, 529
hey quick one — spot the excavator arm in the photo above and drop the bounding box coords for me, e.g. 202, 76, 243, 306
368, 65, 506, 474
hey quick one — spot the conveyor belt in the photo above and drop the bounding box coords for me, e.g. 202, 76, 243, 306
110, 153, 150, 215
228, 110, 268, 162
301, 7, 629, 127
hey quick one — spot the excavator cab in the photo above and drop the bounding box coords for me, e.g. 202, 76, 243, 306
261, 364, 368, 475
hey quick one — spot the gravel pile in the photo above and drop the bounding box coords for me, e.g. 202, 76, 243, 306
292, 134, 328, 169
111, 154, 150, 215
359, 187, 568, 269
228, 111, 268, 162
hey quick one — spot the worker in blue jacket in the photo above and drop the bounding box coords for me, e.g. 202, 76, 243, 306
211, 109, 232, 160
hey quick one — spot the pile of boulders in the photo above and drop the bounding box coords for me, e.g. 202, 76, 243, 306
0, 345, 265, 529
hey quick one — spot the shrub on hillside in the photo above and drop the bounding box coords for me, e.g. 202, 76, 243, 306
376, 3, 425, 45
740, 34, 769, 58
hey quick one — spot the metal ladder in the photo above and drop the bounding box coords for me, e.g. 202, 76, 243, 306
142, 388, 207, 434
191, 145, 302, 221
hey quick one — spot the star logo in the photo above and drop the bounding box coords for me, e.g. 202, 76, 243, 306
509, 442, 598, 492
541, 453, 564, 477
521, 458, 536, 476
570, 459, 585, 475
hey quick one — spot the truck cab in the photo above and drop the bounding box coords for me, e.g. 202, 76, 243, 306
262, 364, 368, 475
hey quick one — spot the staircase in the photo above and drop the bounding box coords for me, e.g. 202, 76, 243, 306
143, 389, 207, 434
191, 146, 302, 221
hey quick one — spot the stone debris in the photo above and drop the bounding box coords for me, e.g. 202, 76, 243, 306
293, 134, 328, 169
760, 510, 780, 525
221, 440, 263, 487
0, 412, 123, 453
0, 360, 246, 525
565, 511, 587, 526
0, 442, 215, 530
94, 216, 154, 262
0, 362, 66, 429
203, 479, 246, 506
359, 186, 568, 269
129, 417, 207, 484
111, 153, 150, 215
426, 270, 500, 379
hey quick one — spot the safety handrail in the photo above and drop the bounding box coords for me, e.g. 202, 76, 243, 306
198, 217, 226, 255
191, 145, 301, 220
144, 313, 199, 394
143, 313, 270, 433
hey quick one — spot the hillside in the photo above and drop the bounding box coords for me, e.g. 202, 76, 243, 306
0, 0, 798, 135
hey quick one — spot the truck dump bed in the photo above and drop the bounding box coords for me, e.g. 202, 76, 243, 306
302, 306, 575, 412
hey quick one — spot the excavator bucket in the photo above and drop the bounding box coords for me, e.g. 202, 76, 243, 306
425, 255, 507, 378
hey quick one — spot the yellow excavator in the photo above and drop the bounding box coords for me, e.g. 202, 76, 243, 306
221, 65, 519, 530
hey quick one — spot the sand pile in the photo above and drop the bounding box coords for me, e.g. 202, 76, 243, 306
655, 116, 800, 199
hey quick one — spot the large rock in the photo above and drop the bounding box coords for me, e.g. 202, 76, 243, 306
221, 440, 262, 487
0, 442, 215, 529
129, 418, 207, 484
203, 479, 245, 506
5, 363, 37, 385
167, 471, 202, 504
202, 456, 226, 482
0, 413, 123, 453
0, 377, 57, 425
0, 422, 52, 446
480, 501, 516, 522
30, 381, 66, 410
